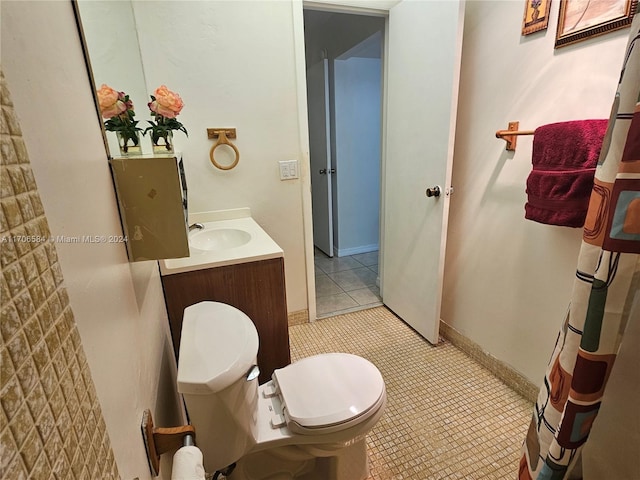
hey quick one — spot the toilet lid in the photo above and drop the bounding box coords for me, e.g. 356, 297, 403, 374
272, 353, 384, 429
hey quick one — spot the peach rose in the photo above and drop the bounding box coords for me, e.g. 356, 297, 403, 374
149, 85, 184, 119
97, 84, 127, 119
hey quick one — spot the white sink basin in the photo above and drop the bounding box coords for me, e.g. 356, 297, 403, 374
190, 228, 251, 252
159, 210, 284, 275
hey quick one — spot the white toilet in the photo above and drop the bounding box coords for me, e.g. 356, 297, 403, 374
177, 301, 387, 480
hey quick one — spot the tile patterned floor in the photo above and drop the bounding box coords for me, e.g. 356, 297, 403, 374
289, 307, 533, 479
314, 249, 383, 318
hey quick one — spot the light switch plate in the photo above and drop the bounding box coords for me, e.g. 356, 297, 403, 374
279, 160, 298, 180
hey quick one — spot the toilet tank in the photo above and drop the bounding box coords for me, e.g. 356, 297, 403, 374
177, 302, 260, 472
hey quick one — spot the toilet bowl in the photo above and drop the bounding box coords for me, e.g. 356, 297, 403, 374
177, 301, 386, 480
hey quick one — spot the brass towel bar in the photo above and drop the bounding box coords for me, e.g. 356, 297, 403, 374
495, 121, 535, 151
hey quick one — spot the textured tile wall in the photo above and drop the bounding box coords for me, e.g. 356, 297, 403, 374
0, 71, 119, 479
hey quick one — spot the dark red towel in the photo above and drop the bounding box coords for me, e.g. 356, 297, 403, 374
525, 119, 608, 227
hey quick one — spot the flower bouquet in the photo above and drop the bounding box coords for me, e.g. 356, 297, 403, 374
96, 84, 142, 155
144, 85, 188, 154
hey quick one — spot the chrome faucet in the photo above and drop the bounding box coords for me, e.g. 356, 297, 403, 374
189, 223, 205, 232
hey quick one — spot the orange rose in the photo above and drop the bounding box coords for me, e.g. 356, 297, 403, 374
97, 84, 127, 119
150, 85, 184, 119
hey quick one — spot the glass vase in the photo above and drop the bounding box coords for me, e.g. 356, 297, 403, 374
152, 130, 174, 155
116, 131, 142, 156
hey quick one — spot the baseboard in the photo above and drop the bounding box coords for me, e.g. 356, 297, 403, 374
439, 321, 538, 403
287, 309, 309, 326
334, 243, 379, 257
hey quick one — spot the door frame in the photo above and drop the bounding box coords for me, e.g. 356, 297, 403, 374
293, 0, 398, 322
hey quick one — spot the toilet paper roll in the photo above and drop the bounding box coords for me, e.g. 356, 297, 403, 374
171, 445, 206, 480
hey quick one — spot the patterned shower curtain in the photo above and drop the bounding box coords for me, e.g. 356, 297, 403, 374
519, 16, 640, 480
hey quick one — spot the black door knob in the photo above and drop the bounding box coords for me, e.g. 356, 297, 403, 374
426, 186, 441, 198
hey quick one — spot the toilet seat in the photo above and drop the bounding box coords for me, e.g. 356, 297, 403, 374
271, 353, 385, 435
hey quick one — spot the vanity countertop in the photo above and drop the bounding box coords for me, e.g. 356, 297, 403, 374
159, 208, 283, 275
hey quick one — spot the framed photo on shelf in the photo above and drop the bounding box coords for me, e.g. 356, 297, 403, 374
522, 0, 553, 35
555, 0, 638, 48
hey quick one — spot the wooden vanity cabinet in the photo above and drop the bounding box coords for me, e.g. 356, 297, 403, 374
161, 257, 290, 384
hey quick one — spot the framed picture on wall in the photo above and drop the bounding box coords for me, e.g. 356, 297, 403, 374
555, 0, 638, 48
522, 0, 553, 35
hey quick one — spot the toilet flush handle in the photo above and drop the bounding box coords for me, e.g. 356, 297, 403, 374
246, 365, 260, 381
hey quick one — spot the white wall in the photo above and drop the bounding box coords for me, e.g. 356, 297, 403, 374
442, 0, 629, 382
131, 0, 308, 314
1, 2, 182, 479
334, 56, 381, 255
444, 2, 639, 477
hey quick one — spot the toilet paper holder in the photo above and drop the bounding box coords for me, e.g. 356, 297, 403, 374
141, 409, 196, 476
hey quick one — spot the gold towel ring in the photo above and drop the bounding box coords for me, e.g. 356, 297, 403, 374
209, 130, 240, 170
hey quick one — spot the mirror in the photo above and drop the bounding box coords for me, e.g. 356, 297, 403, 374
75, 0, 151, 157
75, 0, 176, 304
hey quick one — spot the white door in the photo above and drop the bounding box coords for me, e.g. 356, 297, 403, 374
307, 58, 334, 257
381, 0, 464, 344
